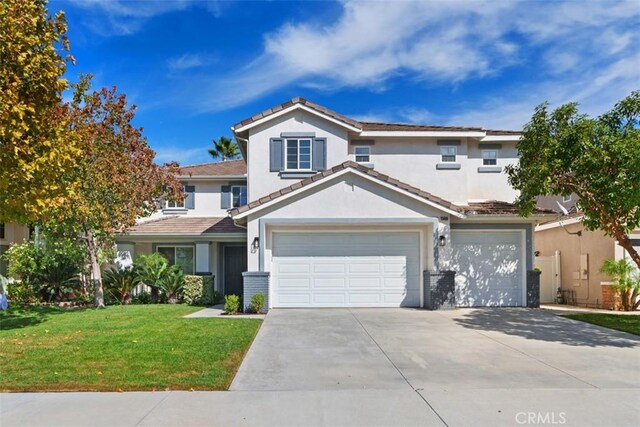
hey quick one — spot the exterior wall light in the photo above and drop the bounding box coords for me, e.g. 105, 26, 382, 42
439, 235, 447, 247
251, 237, 260, 251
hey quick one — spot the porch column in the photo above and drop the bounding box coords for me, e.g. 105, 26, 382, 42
195, 242, 211, 274
434, 219, 453, 269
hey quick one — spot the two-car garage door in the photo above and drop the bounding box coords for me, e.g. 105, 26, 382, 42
272, 232, 421, 308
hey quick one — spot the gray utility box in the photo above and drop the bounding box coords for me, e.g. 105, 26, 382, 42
423, 270, 456, 310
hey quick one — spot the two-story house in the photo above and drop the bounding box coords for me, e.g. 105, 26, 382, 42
226, 98, 554, 310
116, 160, 248, 295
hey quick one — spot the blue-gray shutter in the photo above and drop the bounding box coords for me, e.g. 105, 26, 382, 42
221, 185, 231, 209
184, 185, 195, 209
155, 196, 165, 210
270, 138, 284, 172
312, 137, 327, 171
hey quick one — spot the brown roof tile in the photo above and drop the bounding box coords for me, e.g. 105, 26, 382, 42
232, 97, 521, 136
460, 201, 555, 215
127, 216, 244, 235
230, 161, 459, 217
178, 159, 246, 177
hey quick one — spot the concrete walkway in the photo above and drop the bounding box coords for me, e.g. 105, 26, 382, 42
2, 308, 639, 426
183, 304, 265, 319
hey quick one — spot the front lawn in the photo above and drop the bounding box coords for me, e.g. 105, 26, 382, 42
562, 313, 640, 336
0, 305, 261, 392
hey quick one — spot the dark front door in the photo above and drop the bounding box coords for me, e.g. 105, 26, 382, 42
224, 245, 247, 296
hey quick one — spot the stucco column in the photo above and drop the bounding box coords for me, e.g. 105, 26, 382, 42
195, 242, 211, 274
434, 219, 453, 270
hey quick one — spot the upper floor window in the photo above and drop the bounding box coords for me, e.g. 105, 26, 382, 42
441, 146, 457, 163
232, 186, 248, 208
355, 146, 370, 163
0, 223, 4, 239
166, 199, 185, 209
164, 185, 195, 210
482, 150, 498, 166
562, 194, 572, 203
286, 138, 312, 171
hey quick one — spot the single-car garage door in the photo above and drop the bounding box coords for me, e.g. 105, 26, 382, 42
272, 232, 421, 307
451, 230, 525, 307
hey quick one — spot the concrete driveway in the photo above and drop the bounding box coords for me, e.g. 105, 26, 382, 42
230, 308, 640, 426
2, 308, 639, 427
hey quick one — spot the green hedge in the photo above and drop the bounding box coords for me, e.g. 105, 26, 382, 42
182, 275, 216, 305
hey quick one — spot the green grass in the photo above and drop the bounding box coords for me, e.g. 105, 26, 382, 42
0, 304, 262, 392
562, 313, 640, 336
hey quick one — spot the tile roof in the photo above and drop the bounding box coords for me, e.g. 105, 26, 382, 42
232, 97, 521, 136
178, 159, 246, 177
460, 201, 556, 215
359, 122, 485, 132
230, 161, 458, 217
127, 216, 245, 235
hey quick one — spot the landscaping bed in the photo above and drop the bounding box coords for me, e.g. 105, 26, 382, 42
561, 312, 640, 336
0, 304, 261, 392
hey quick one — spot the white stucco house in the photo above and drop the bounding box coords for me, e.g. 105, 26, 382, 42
117, 97, 555, 310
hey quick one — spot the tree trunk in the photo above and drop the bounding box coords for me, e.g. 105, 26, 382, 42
86, 230, 105, 308
611, 229, 640, 269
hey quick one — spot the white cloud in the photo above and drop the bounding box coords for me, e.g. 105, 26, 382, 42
153, 144, 210, 165
64, 0, 219, 35
186, 0, 639, 113
167, 53, 210, 72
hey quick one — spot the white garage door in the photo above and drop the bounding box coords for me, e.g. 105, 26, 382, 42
451, 230, 525, 307
272, 232, 421, 307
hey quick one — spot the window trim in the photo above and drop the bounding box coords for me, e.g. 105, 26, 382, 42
354, 146, 371, 163
562, 194, 572, 203
482, 149, 498, 166
231, 185, 248, 208
156, 245, 195, 275
440, 146, 457, 163
285, 138, 313, 171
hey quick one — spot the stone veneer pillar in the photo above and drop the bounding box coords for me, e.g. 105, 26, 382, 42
423, 270, 456, 310
242, 272, 270, 313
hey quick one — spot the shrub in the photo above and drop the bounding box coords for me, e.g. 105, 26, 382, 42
134, 253, 171, 303
224, 294, 240, 315
6, 280, 39, 304
182, 275, 216, 305
158, 266, 185, 304
103, 267, 140, 305
3, 238, 85, 302
601, 258, 640, 311
132, 291, 151, 305
250, 293, 266, 313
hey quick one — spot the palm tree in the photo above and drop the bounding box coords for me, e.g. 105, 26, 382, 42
209, 136, 240, 161
600, 258, 640, 311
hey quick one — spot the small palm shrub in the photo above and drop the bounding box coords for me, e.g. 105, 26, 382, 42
158, 266, 185, 304
103, 267, 140, 305
134, 253, 171, 303
250, 293, 266, 313
224, 294, 240, 315
601, 258, 640, 311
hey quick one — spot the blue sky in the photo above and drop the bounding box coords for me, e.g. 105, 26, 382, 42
53, 0, 640, 165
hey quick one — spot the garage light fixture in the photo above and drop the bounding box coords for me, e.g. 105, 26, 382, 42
251, 237, 260, 252
439, 235, 447, 247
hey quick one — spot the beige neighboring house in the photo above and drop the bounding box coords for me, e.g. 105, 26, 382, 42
115, 160, 248, 296
535, 206, 640, 308
0, 222, 32, 276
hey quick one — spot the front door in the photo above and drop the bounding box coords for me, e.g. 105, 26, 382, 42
224, 245, 247, 296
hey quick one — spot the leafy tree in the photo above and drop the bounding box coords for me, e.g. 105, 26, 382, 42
45, 77, 183, 308
208, 136, 240, 161
600, 259, 640, 311
0, 0, 82, 224
506, 92, 640, 268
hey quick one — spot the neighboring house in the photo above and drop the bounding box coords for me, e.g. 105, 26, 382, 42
0, 222, 32, 276
224, 97, 554, 310
115, 160, 248, 296
535, 212, 640, 308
